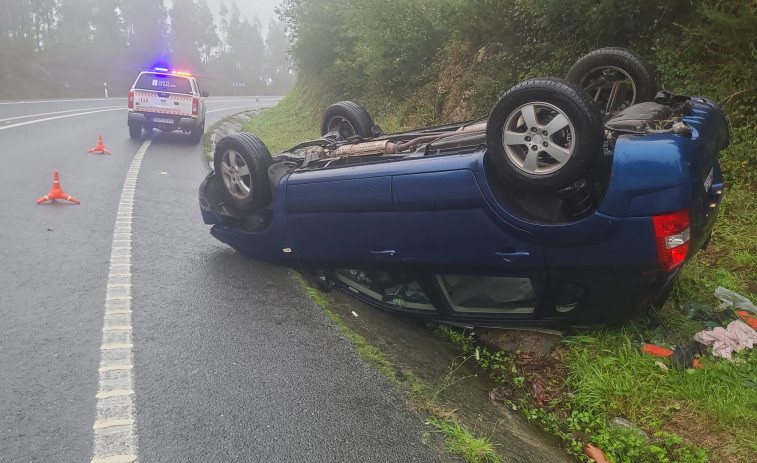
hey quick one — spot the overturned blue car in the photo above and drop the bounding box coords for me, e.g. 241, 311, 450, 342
200, 48, 728, 326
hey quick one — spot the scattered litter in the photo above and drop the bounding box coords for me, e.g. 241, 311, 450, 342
656, 361, 669, 370
584, 444, 610, 463
351, 310, 358, 317
610, 417, 649, 440
714, 286, 757, 315
640, 343, 705, 369
693, 320, 757, 360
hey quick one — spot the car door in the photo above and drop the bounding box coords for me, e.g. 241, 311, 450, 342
284, 173, 399, 266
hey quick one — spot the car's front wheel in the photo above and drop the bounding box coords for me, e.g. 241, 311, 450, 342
214, 132, 274, 211
486, 78, 604, 193
128, 122, 142, 140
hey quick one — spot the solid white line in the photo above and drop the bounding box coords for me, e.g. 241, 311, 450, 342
92, 138, 151, 462
0, 97, 123, 105
0, 105, 122, 123
0, 108, 122, 131
207, 105, 262, 114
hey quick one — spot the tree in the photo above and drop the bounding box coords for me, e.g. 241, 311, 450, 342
264, 20, 294, 93
169, 0, 202, 70
122, 0, 168, 66
53, 0, 93, 61
196, 0, 220, 64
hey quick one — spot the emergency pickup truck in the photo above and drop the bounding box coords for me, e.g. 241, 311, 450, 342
127, 68, 208, 143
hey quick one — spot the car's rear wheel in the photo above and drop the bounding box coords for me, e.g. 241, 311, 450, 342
566, 47, 658, 117
214, 133, 274, 211
486, 78, 604, 192
190, 123, 204, 144
128, 122, 142, 139
320, 101, 374, 139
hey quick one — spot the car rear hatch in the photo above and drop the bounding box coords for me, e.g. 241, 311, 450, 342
132, 73, 195, 119
598, 98, 728, 253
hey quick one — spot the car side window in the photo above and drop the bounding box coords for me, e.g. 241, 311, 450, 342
437, 275, 536, 314
333, 269, 435, 311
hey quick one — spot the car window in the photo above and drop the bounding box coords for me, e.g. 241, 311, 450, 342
437, 275, 536, 314
134, 73, 192, 94
334, 269, 435, 311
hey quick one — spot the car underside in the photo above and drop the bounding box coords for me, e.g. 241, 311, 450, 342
199, 48, 728, 327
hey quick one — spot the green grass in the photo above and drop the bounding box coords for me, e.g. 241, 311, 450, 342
429, 418, 501, 463
240, 86, 322, 154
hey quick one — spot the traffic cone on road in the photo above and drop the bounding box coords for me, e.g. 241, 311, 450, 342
37, 171, 80, 204
87, 135, 111, 154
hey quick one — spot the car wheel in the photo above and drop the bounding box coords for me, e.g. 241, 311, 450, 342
214, 132, 274, 211
486, 78, 604, 193
129, 122, 142, 139
320, 101, 374, 139
566, 47, 658, 116
190, 123, 204, 144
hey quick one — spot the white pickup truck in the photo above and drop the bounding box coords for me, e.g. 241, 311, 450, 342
127, 68, 208, 143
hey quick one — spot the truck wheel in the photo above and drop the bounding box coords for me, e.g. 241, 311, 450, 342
320, 101, 374, 139
486, 78, 603, 193
566, 47, 657, 116
214, 132, 274, 211
190, 123, 204, 144
129, 122, 142, 139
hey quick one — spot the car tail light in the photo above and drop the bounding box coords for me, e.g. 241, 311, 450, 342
128, 91, 134, 109
651, 210, 690, 271
192, 98, 198, 115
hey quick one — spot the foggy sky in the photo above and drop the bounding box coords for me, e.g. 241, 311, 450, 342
204, 0, 283, 30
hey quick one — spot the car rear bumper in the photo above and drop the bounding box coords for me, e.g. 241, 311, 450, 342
128, 111, 202, 130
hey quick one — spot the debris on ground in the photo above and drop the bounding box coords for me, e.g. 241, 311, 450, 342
714, 286, 757, 315
694, 320, 757, 360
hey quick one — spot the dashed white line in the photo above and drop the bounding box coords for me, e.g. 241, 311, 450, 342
92, 138, 151, 463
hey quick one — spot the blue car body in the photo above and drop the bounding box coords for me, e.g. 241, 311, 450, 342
200, 97, 727, 326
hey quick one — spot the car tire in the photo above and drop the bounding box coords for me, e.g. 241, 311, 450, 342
566, 47, 658, 116
320, 101, 374, 139
190, 123, 204, 144
214, 132, 274, 211
129, 122, 142, 139
486, 78, 604, 193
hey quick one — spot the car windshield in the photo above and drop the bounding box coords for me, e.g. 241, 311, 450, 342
134, 73, 192, 94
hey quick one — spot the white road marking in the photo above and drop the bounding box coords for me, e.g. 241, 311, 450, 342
0, 106, 122, 123
0, 108, 123, 131
91, 456, 137, 463
0, 97, 122, 105
207, 105, 263, 114
92, 139, 151, 463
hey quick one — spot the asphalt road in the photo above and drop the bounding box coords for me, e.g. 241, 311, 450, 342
0, 97, 445, 462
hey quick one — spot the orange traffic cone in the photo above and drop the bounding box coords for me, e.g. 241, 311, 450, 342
37, 171, 80, 204
87, 135, 111, 154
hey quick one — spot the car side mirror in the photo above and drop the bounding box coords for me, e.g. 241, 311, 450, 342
202, 91, 209, 98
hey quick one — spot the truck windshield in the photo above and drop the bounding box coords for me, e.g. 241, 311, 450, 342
135, 74, 192, 94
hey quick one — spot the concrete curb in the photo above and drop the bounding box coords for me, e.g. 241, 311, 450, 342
205, 111, 258, 167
